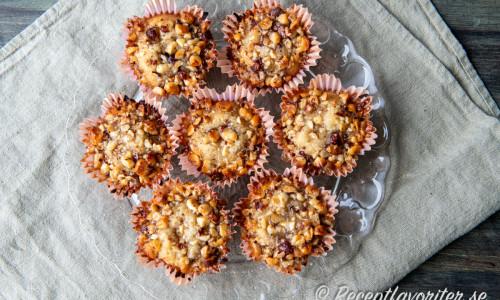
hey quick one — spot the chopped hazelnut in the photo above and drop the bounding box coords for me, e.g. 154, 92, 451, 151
234, 33, 242, 42
164, 82, 180, 94
296, 36, 310, 53
165, 42, 177, 55
270, 32, 281, 44
189, 55, 202, 67
239, 107, 253, 120
208, 129, 220, 142
187, 124, 195, 136
175, 49, 186, 59
175, 23, 190, 34
215, 101, 232, 111
277, 14, 289, 25
180, 12, 195, 24
221, 128, 237, 143
188, 153, 202, 167
152, 86, 166, 96
259, 18, 273, 30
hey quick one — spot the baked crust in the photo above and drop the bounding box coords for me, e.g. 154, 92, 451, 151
234, 169, 336, 274
81, 96, 174, 197
224, 5, 311, 89
277, 87, 375, 176
125, 11, 216, 97
131, 180, 232, 281
177, 98, 266, 182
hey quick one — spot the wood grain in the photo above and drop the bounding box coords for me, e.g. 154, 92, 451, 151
394, 212, 499, 297
0, 0, 58, 45
431, 0, 500, 103
0, 0, 498, 296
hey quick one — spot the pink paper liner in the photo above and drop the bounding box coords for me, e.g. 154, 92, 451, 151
78, 92, 178, 199
119, 0, 218, 100
233, 166, 338, 275
171, 84, 275, 187
218, 0, 322, 96
130, 178, 235, 286
273, 73, 378, 177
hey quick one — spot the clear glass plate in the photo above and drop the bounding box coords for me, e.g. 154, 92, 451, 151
70, 3, 390, 298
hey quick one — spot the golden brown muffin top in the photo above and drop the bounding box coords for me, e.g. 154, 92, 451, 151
237, 173, 334, 272
179, 98, 266, 182
226, 6, 311, 89
279, 88, 373, 175
125, 11, 215, 97
84, 97, 174, 196
133, 181, 231, 276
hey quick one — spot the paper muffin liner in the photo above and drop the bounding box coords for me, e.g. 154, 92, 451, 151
273, 73, 378, 177
233, 166, 338, 275
78, 92, 178, 199
130, 178, 235, 286
119, 0, 218, 101
171, 84, 275, 187
218, 0, 322, 96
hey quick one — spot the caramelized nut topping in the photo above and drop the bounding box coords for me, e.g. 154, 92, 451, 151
278, 88, 373, 175
125, 11, 215, 96
225, 5, 312, 89
237, 173, 334, 272
83, 97, 174, 195
133, 181, 231, 276
179, 98, 266, 181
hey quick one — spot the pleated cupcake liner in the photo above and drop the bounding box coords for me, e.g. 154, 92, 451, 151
78, 92, 178, 198
119, 0, 217, 100
171, 84, 275, 187
273, 73, 377, 177
233, 166, 338, 275
218, 0, 322, 96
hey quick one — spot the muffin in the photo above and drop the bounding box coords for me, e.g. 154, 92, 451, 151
218, 0, 321, 95
130, 179, 233, 285
172, 84, 274, 186
120, 0, 217, 99
233, 167, 338, 274
274, 74, 377, 177
79, 93, 177, 198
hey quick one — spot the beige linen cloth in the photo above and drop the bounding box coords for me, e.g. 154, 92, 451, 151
1, 0, 499, 298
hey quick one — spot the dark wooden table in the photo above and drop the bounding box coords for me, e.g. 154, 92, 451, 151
1, 0, 498, 297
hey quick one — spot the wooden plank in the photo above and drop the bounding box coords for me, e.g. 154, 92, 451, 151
432, 0, 500, 101
395, 212, 500, 296
0, 0, 58, 45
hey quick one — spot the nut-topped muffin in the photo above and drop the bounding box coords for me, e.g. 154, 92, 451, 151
219, 0, 321, 94
121, 1, 217, 99
172, 85, 274, 185
233, 167, 337, 274
79, 93, 176, 198
130, 179, 232, 285
274, 74, 377, 177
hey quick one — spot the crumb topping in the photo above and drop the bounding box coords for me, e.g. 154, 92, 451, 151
134, 181, 230, 275
239, 174, 334, 270
85, 97, 172, 194
226, 6, 311, 88
125, 11, 215, 96
181, 98, 265, 181
280, 89, 372, 174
